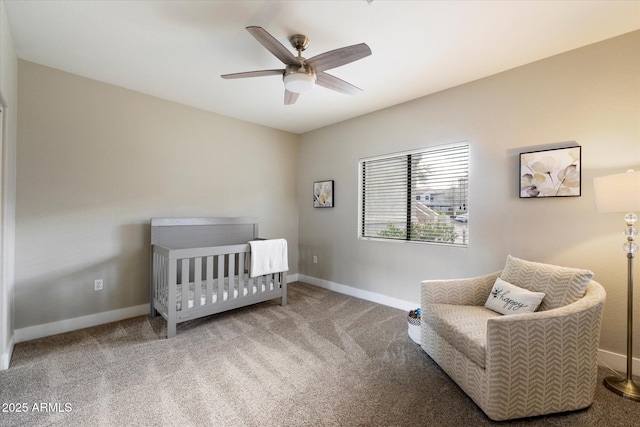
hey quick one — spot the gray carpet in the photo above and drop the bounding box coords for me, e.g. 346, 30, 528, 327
1, 282, 639, 426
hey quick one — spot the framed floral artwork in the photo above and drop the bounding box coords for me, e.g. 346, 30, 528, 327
519, 146, 581, 198
313, 180, 334, 208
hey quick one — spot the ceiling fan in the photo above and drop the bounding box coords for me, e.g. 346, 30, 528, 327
221, 26, 372, 105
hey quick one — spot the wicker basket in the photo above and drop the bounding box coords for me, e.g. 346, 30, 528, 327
407, 315, 421, 344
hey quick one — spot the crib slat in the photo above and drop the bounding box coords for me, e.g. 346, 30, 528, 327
252, 275, 258, 295
228, 253, 235, 299
162, 255, 168, 304
158, 253, 163, 304
206, 255, 213, 304
194, 257, 202, 308
217, 254, 224, 302
155, 252, 164, 305
238, 252, 245, 298
167, 257, 177, 338
181, 258, 189, 311
152, 252, 158, 302
160, 253, 168, 305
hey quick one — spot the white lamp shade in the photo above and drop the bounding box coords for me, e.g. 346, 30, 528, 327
593, 170, 640, 213
283, 72, 315, 93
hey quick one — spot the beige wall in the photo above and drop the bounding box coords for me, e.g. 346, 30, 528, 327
15, 61, 299, 328
298, 31, 640, 358
0, 0, 18, 369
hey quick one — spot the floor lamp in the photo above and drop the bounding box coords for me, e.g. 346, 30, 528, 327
593, 169, 640, 401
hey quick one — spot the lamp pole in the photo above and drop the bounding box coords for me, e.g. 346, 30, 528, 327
603, 212, 640, 401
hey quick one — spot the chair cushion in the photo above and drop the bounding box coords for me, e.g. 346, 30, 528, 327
484, 277, 545, 315
423, 304, 501, 368
501, 255, 593, 311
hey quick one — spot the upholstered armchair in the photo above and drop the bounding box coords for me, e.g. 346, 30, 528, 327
420, 256, 606, 421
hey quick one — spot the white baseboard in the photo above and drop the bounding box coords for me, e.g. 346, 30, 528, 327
298, 274, 418, 312
598, 348, 640, 375
299, 274, 636, 373
15, 304, 150, 344
1, 335, 14, 370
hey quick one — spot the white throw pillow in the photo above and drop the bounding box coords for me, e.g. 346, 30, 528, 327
485, 278, 546, 315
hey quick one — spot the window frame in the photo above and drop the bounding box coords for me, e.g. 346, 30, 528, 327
357, 141, 470, 247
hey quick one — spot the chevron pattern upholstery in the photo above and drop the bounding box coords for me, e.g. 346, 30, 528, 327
420, 262, 606, 421
501, 255, 594, 311
423, 304, 500, 368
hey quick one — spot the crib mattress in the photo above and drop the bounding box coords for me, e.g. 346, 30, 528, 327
175, 281, 274, 311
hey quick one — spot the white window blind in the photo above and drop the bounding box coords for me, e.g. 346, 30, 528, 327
359, 142, 469, 246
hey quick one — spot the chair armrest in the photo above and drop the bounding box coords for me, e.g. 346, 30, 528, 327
484, 281, 606, 413
421, 271, 502, 306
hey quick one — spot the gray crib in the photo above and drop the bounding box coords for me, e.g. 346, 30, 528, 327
150, 217, 288, 338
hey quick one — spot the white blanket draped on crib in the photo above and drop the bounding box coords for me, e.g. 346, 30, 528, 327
249, 239, 288, 277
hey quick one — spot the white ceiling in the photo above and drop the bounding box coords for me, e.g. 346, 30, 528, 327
5, 0, 640, 134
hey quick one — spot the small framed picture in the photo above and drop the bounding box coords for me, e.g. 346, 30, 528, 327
313, 180, 334, 208
520, 146, 581, 198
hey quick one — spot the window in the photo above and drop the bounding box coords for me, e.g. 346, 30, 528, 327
359, 142, 469, 246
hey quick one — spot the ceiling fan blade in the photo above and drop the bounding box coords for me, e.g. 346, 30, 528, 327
284, 90, 299, 105
316, 72, 362, 95
246, 26, 299, 66
306, 43, 371, 72
221, 69, 284, 79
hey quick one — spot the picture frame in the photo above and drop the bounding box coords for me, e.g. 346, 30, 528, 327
313, 180, 334, 208
519, 146, 581, 198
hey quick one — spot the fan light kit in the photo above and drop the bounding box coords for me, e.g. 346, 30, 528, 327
283, 69, 315, 93
222, 26, 371, 104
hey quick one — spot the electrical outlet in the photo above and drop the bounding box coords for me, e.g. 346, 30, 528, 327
94, 279, 103, 291
313, 255, 318, 264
